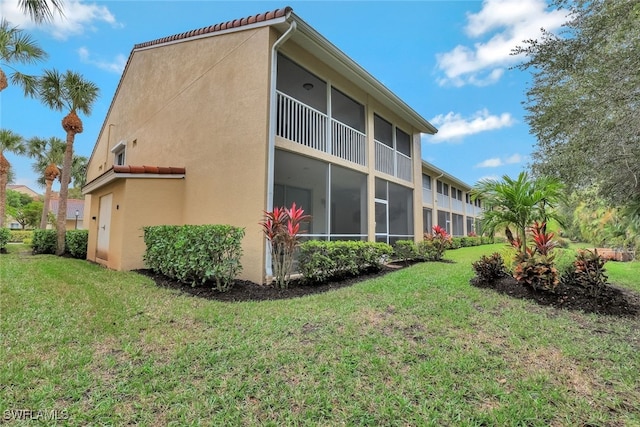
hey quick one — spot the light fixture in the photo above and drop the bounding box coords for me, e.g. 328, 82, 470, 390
302, 83, 314, 90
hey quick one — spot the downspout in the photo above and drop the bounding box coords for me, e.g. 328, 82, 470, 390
265, 17, 296, 277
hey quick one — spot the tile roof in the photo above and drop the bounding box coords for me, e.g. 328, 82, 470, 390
134, 7, 292, 50
113, 165, 186, 174
49, 198, 85, 219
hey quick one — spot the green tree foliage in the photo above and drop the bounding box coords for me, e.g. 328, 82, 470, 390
0, 19, 47, 96
8, 200, 43, 229
515, 0, 640, 208
0, 130, 26, 227
471, 172, 564, 254
18, 0, 65, 24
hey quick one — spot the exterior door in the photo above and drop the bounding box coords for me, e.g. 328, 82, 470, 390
96, 194, 112, 261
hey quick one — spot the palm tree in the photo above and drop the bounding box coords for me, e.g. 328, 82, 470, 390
27, 136, 65, 229
18, 0, 65, 23
470, 171, 565, 254
0, 129, 26, 227
71, 155, 88, 189
0, 19, 47, 96
38, 69, 99, 254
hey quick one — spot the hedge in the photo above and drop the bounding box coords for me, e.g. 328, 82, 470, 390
0, 228, 9, 252
9, 230, 33, 243
31, 229, 89, 258
66, 230, 89, 259
298, 240, 393, 283
143, 224, 244, 292
32, 229, 57, 254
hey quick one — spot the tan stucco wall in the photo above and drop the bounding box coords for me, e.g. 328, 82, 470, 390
86, 180, 124, 267
85, 26, 273, 283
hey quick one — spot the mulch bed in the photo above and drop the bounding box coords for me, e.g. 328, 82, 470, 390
135, 263, 640, 318
471, 275, 640, 318
134, 265, 402, 303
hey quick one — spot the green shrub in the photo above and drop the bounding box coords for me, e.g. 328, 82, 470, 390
416, 239, 439, 261
393, 240, 418, 264
450, 237, 462, 249
65, 230, 88, 259
9, 230, 32, 243
23, 238, 33, 246
472, 253, 508, 283
554, 248, 577, 278
298, 240, 392, 283
143, 224, 245, 292
0, 228, 10, 252
32, 229, 57, 254
422, 225, 452, 261
481, 236, 494, 245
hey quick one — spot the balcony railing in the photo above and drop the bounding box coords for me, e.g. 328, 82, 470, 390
451, 198, 464, 213
423, 188, 433, 205
276, 91, 366, 166
332, 119, 366, 166
437, 194, 450, 209
374, 140, 412, 183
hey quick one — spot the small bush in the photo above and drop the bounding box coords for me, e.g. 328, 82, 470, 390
472, 253, 508, 283
561, 249, 608, 297
32, 229, 57, 254
0, 228, 10, 252
416, 239, 439, 261
143, 224, 244, 292
423, 225, 452, 261
299, 241, 392, 283
393, 240, 418, 264
23, 238, 33, 246
450, 237, 462, 249
9, 230, 32, 243
66, 230, 88, 259
513, 252, 559, 291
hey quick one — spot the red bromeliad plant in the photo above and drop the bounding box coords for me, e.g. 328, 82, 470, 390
512, 221, 559, 291
260, 202, 311, 288
423, 225, 452, 261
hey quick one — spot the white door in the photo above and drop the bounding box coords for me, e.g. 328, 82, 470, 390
96, 194, 112, 261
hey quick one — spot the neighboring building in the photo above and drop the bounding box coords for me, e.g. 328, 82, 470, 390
421, 161, 482, 237
6, 185, 40, 229
7, 184, 40, 200
83, 7, 480, 283
49, 198, 85, 230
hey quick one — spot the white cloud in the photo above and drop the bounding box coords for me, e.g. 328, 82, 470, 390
475, 153, 525, 168
435, 0, 567, 87
0, 0, 121, 40
78, 47, 126, 74
428, 109, 515, 142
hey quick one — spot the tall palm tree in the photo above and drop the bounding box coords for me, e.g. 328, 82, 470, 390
470, 171, 565, 254
18, 0, 65, 24
27, 136, 65, 229
38, 69, 99, 254
0, 129, 26, 227
0, 19, 47, 96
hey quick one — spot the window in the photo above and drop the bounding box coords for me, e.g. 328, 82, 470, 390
423, 208, 433, 234
396, 128, 411, 157
111, 141, 126, 166
452, 213, 464, 236
374, 114, 393, 147
375, 178, 414, 244
422, 174, 431, 190
436, 180, 449, 196
277, 54, 327, 113
437, 210, 451, 234
331, 88, 365, 133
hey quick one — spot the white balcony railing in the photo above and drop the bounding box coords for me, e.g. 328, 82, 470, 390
437, 194, 450, 208
276, 91, 366, 166
331, 119, 366, 166
375, 140, 394, 176
423, 188, 433, 205
276, 91, 327, 152
396, 152, 412, 182
374, 140, 413, 183
451, 199, 464, 213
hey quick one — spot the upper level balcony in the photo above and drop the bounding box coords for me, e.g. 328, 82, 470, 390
276, 54, 413, 182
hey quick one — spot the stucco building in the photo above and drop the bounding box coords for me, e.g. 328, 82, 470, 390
83, 7, 482, 283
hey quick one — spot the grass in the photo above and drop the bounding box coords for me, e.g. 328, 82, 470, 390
1, 243, 639, 425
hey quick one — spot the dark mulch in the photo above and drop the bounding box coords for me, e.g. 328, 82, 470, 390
134, 265, 406, 303
471, 275, 640, 318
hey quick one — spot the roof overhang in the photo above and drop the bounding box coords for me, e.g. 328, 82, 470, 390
83, 167, 185, 195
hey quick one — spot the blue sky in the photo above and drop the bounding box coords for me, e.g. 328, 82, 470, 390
1, 0, 569, 193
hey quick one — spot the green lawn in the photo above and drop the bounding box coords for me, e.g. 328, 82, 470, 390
1, 244, 639, 426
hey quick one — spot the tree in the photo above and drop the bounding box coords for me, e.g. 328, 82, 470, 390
471, 172, 564, 254
0, 19, 47, 96
71, 155, 87, 189
18, 0, 65, 24
8, 200, 43, 229
27, 136, 65, 228
0, 129, 26, 227
514, 0, 640, 208
38, 69, 99, 254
